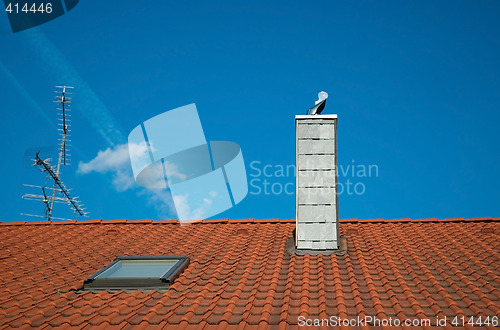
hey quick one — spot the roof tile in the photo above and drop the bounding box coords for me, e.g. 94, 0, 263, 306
126, 219, 154, 224
253, 218, 281, 223
0, 217, 498, 328
102, 219, 128, 224
228, 218, 255, 224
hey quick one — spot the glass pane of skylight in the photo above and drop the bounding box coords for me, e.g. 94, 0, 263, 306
96, 259, 178, 278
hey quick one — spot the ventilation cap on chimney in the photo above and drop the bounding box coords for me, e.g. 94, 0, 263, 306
306, 91, 329, 115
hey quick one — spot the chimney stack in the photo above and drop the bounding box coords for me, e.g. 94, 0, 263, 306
295, 114, 338, 251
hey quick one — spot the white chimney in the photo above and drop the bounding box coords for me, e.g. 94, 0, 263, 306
295, 114, 338, 251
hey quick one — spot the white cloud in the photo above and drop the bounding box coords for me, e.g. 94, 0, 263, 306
78, 143, 207, 221
172, 191, 217, 221
77, 143, 179, 218
77, 143, 136, 192
138, 189, 177, 219
77, 142, 187, 191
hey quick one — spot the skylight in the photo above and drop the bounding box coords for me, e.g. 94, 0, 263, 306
84, 256, 189, 290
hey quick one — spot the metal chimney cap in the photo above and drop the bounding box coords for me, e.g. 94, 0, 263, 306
306, 91, 329, 115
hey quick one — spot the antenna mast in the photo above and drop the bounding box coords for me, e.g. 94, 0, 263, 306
49, 86, 72, 219
22, 86, 87, 221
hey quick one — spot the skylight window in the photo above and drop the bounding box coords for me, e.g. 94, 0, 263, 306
84, 256, 189, 290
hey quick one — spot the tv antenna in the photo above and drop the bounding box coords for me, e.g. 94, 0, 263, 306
22, 86, 87, 221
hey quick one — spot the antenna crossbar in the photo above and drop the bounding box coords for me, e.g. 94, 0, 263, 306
34, 152, 86, 217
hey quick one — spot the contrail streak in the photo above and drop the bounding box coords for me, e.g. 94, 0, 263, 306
20, 28, 126, 146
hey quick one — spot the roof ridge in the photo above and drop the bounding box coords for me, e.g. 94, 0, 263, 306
0, 217, 497, 226
0, 219, 181, 226
340, 217, 497, 223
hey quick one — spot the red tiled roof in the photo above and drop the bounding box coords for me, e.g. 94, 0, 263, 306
0, 217, 499, 329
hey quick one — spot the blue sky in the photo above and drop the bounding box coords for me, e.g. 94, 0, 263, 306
1, 1, 499, 222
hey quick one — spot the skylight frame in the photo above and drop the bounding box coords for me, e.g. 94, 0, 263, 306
83, 255, 189, 290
